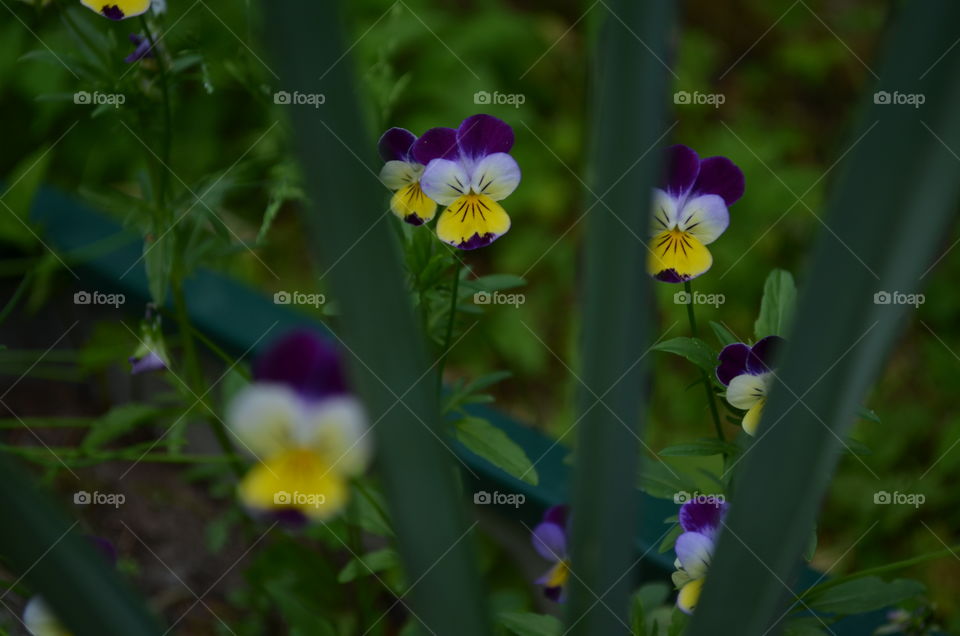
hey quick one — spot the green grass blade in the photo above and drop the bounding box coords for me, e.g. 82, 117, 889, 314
263, 2, 488, 634
565, 1, 673, 633
688, 4, 960, 634
0, 454, 161, 635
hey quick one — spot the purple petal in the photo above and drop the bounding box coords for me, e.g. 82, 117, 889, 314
653, 268, 685, 284
662, 145, 700, 199
747, 336, 785, 374
410, 127, 459, 165
543, 584, 566, 603
691, 156, 745, 206
253, 329, 349, 400
674, 531, 714, 577
542, 504, 569, 528
101, 5, 125, 20
124, 33, 153, 64
457, 232, 500, 250
129, 351, 166, 375
378, 128, 417, 162
679, 500, 727, 535
456, 114, 514, 159
531, 521, 566, 561
716, 343, 750, 386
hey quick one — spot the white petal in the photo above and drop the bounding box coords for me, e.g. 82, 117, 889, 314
674, 531, 713, 579
677, 194, 729, 245
726, 372, 771, 410
226, 384, 302, 458
24, 597, 68, 636
297, 397, 371, 476
420, 159, 471, 205
379, 160, 421, 190
650, 188, 679, 235
470, 152, 520, 201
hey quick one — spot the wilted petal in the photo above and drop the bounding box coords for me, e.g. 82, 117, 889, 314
470, 152, 520, 201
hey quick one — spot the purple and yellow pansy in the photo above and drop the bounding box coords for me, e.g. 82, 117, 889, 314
648, 145, 744, 283
378, 128, 444, 226
81, 0, 150, 20
672, 499, 727, 615
716, 336, 785, 436
531, 505, 570, 602
226, 330, 371, 522
416, 114, 521, 250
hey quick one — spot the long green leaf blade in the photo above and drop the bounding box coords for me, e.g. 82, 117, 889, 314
689, 5, 960, 634
566, 1, 673, 633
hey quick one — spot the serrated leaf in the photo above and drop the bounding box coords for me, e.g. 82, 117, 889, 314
498, 611, 562, 636
806, 577, 925, 615
652, 337, 718, 375
754, 269, 797, 339
337, 548, 399, 583
82, 404, 163, 451
454, 417, 538, 485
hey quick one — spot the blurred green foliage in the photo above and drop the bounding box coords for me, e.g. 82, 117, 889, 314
2, 0, 959, 632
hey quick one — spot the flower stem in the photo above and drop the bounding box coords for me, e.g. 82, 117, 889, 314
140, 15, 172, 208
684, 280, 725, 442
797, 543, 960, 603
436, 263, 460, 397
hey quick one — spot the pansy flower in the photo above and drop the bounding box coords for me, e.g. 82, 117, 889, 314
128, 305, 168, 374
419, 114, 521, 250
81, 0, 150, 20
672, 499, 727, 615
648, 145, 744, 282
531, 505, 570, 602
24, 537, 116, 636
125, 34, 154, 64
226, 330, 371, 522
378, 128, 442, 226
716, 336, 785, 436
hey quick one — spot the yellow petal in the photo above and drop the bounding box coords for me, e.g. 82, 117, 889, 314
545, 560, 570, 588
436, 194, 510, 249
742, 398, 766, 436
80, 0, 150, 19
647, 229, 713, 282
677, 578, 705, 614
390, 181, 437, 224
238, 449, 348, 520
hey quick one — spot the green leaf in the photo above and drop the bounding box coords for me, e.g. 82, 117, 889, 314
709, 321, 738, 347
143, 238, 173, 306
658, 523, 683, 554
783, 617, 829, 636
264, 580, 337, 636
0, 147, 52, 247
454, 417, 538, 485
659, 439, 740, 457
805, 577, 925, 614
857, 406, 881, 423
337, 548, 399, 583
81, 404, 163, 452
753, 269, 797, 339
498, 611, 562, 636
637, 461, 698, 500
652, 337, 718, 375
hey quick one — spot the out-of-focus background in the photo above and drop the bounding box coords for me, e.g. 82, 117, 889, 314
1, 0, 958, 632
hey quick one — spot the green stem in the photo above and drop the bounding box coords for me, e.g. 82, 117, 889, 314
140, 15, 172, 209
798, 543, 960, 603
0, 271, 33, 328
435, 264, 461, 397
684, 280, 725, 442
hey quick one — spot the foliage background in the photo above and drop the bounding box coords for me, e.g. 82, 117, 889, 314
0, 0, 958, 632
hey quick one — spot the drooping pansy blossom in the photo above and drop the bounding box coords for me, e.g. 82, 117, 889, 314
24, 537, 117, 636
531, 505, 570, 602
125, 34, 154, 64
672, 499, 727, 615
129, 305, 168, 375
226, 330, 371, 522
648, 145, 744, 282
716, 336, 785, 436
378, 128, 442, 226
419, 114, 521, 250
80, 0, 150, 20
